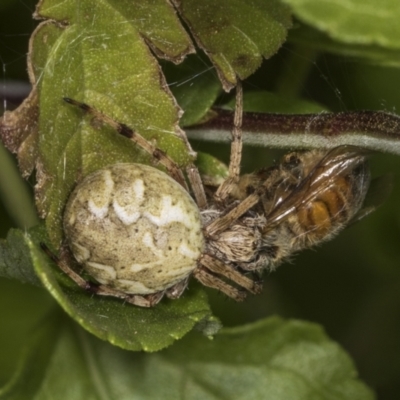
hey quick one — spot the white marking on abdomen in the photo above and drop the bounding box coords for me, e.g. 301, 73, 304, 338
133, 179, 145, 201
142, 232, 163, 258
87, 262, 116, 279
88, 200, 109, 219
113, 201, 141, 224
130, 263, 145, 272
117, 279, 153, 294
178, 243, 199, 260
72, 243, 91, 262
144, 196, 192, 228
88, 170, 114, 219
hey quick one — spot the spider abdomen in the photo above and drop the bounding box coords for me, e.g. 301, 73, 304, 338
64, 163, 204, 295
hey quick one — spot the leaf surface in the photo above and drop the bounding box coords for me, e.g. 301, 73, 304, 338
172, 0, 292, 90
0, 317, 374, 399
0, 227, 44, 287
289, 25, 400, 67
284, 0, 400, 49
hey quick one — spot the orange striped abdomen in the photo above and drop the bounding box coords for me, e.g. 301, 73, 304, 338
293, 171, 366, 251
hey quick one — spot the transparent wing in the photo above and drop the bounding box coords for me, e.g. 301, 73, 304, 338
348, 173, 393, 225
265, 146, 369, 228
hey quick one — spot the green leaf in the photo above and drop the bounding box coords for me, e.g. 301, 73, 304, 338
0, 227, 44, 287
195, 152, 229, 187
235, 91, 327, 113
32, 0, 195, 245
165, 318, 374, 400
289, 25, 400, 67
284, 0, 400, 49
0, 142, 39, 229
162, 55, 223, 126
172, 0, 292, 90
0, 317, 374, 399
37, 0, 195, 63
0, 312, 62, 400
0, 278, 55, 387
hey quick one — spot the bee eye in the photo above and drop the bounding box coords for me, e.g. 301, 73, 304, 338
283, 154, 301, 168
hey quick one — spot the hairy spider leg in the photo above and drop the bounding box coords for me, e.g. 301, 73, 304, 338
193, 267, 247, 301
200, 254, 263, 294
215, 80, 244, 201
164, 277, 189, 299
186, 163, 208, 209
204, 81, 265, 237
63, 98, 188, 188
205, 192, 261, 237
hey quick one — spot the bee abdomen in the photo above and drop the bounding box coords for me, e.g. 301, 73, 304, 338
296, 177, 354, 244
260, 149, 370, 269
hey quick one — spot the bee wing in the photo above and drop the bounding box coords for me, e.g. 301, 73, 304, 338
265, 146, 369, 227
348, 173, 393, 225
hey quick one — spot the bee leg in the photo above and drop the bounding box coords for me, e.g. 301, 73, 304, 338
40, 242, 162, 308
238, 254, 273, 272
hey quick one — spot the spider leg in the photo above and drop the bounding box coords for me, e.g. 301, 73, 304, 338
205, 192, 260, 237
63, 97, 188, 191
186, 164, 208, 209
40, 243, 162, 308
193, 265, 247, 302
214, 81, 243, 202
165, 277, 189, 299
200, 254, 263, 294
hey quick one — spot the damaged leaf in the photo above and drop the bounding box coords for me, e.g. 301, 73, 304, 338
172, 0, 292, 90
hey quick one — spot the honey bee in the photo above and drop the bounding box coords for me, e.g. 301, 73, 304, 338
205, 145, 370, 272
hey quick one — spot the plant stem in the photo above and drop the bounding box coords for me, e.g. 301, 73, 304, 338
187, 110, 400, 156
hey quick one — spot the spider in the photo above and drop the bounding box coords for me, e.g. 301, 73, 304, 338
41, 82, 370, 307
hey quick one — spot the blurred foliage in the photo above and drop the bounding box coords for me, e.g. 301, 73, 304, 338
0, 0, 37, 84
1, 0, 400, 399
